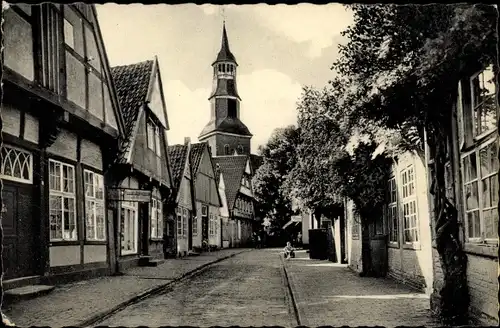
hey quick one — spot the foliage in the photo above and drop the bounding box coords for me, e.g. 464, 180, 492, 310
252, 125, 301, 230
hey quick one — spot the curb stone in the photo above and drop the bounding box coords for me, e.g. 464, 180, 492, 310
279, 254, 303, 327
80, 250, 248, 327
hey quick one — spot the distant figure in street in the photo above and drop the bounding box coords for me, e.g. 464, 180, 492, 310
283, 241, 295, 260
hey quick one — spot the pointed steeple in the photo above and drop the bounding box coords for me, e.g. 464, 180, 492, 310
213, 22, 237, 65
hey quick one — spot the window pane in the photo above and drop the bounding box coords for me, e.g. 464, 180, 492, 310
63, 197, 76, 240
481, 178, 491, 208
473, 66, 497, 135
96, 203, 105, 240
50, 195, 62, 239
463, 154, 478, 182
465, 182, 479, 210
490, 175, 499, 206
467, 210, 481, 238
85, 171, 93, 197
49, 161, 61, 191
63, 165, 74, 193
95, 174, 104, 199
63, 18, 74, 48
86, 200, 95, 239
484, 209, 498, 239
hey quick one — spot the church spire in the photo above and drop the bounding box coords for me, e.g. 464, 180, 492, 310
213, 22, 237, 65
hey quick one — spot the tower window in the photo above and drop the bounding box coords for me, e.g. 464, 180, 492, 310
228, 99, 237, 117
224, 144, 230, 155
237, 145, 243, 154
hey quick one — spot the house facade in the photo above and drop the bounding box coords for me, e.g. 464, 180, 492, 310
428, 62, 498, 324
109, 58, 174, 270
190, 142, 223, 251
214, 155, 256, 247
1, 3, 126, 284
167, 142, 196, 257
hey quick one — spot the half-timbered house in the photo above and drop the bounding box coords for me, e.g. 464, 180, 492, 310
167, 140, 196, 257
189, 142, 222, 251
1, 3, 126, 287
109, 58, 174, 270
213, 155, 255, 247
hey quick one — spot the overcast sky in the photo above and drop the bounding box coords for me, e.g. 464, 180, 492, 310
96, 4, 353, 152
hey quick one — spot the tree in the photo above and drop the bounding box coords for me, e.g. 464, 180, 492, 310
252, 125, 301, 232
330, 3, 497, 325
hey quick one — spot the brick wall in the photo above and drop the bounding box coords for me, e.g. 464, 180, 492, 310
215, 134, 251, 156
466, 253, 498, 323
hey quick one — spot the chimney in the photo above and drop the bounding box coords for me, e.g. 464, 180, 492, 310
184, 137, 191, 145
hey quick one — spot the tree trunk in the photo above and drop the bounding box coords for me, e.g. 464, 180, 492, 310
429, 125, 469, 325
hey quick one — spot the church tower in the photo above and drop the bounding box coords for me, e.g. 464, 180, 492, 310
199, 23, 252, 157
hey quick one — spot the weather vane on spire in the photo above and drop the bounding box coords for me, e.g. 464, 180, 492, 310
221, 5, 226, 24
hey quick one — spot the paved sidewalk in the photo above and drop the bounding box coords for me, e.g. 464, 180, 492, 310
3, 248, 249, 327
284, 250, 441, 327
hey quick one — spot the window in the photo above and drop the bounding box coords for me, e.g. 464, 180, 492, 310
470, 65, 496, 138
237, 145, 243, 154
209, 214, 214, 236
182, 208, 188, 236
224, 144, 230, 155
193, 215, 198, 235
176, 207, 183, 237
121, 201, 138, 255
49, 160, 77, 241
228, 99, 237, 117
459, 67, 499, 243
84, 170, 105, 241
462, 140, 499, 241
387, 177, 398, 243
1, 145, 33, 183
151, 198, 163, 239
147, 119, 155, 151
201, 205, 208, 235
63, 18, 74, 48
401, 166, 418, 243
154, 125, 161, 155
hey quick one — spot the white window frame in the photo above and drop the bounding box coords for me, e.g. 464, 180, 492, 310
461, 137, 499, 243
182, 208, 188, 237
469, 65, 497, 140
0, 145, 34, 184
63, 18, 75, 49
387, 177, 398, 244
84, 169, 106, 241
121, 200, 138, 255
401, 165, 419, 245
49, 159, 77, 241
176, 207, 183, 237
147, 119, 156, 151
151, 197, 163, 239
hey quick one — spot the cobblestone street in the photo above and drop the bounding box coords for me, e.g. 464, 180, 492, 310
94, 249, 440, 327
97, 249, 297, 327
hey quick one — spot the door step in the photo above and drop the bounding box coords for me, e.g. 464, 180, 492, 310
4, 285, 55, 303
188, 250, 201, 257
145, 259, 165, 267
138, 255, 153, 266
2, 275, 42, 290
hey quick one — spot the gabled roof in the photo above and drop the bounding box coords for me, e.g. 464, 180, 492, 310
167, 144, 188, 190
213, 155, 249, 210
111, 60, 154, 162
189, 143, 206, 176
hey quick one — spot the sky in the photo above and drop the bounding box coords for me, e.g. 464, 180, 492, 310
96, 4, 353, 153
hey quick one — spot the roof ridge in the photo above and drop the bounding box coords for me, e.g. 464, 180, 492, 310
110, 59, 154, 70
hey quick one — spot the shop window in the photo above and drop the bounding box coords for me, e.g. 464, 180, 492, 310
121, 200, 138, 255
49, 159, 77, 241
84, 170, 105, 241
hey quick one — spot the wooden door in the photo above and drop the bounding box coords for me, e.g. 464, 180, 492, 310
2, 182, 36, 279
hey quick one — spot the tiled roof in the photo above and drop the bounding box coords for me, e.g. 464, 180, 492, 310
213, 155, 248, 210
189, 143, 206, 175
199, 116, 252, 138
110, 60, 154, 161
167, 144, 188, 190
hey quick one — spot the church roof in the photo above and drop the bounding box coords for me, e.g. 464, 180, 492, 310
213, 155, 249, 210
213, 23, 237, 65
199, 116, 253, 138
209, 78, 240, 100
